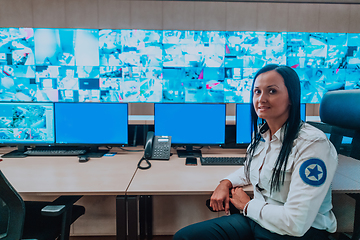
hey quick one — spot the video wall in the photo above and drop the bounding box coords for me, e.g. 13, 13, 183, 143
1, 28, 360, 104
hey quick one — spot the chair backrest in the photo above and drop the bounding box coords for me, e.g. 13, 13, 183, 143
320, 89, 360, 160
0, 170, 25, 240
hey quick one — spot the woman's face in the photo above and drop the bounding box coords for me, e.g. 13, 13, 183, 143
253, 70, 290, 126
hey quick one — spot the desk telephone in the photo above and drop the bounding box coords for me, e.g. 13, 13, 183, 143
144, 131, 172, 160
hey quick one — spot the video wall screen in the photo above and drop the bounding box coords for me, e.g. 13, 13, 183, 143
1, 28, 359, 104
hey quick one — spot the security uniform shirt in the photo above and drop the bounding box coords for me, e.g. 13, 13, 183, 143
224, 123, 338, 236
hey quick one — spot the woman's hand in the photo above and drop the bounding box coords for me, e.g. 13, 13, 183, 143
230, 187, 251, 212
210, 180, 232, 214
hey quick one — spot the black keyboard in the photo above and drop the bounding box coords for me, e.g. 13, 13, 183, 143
200, 156, 246, 166
24, 149, 87, 156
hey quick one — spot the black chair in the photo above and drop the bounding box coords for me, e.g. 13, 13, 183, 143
320, 89, 360, 160
319, 89, 360, 240
0, 170, 85, 240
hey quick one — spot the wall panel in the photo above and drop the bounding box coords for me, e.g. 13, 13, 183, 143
64, 0, 99, 29
33, 0, 66, 28
257, 3, 288, 32
226, 2, 257, 31
98, 0, 131, 29
287, 3, 320, 32
194, 2, 226, 31
349, 4, 360, 33
130, 1, 163, 30
0, 0, 33, 27
163, 1, 195, 30
318, 4, 350, 33
129, 102, 154, 115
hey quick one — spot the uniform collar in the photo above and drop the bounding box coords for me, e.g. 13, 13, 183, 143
259, 122, 286, 143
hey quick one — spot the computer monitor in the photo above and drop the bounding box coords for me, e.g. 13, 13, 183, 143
0, 102, 55, 157
301, 103, 306, 122
154, 103, 226, 157
54, 102, 128, 153
236, 103, 307, 145
236, 104, 252, 145
0, 102, 55, 145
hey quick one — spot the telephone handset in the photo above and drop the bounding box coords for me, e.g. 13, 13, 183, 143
138, 131, 172, 170
144, 131, 171, 160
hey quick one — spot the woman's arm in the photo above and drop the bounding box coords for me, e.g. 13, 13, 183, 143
210, 179, 233, 214
244, 138, 338, 236
211, 165, 251, 214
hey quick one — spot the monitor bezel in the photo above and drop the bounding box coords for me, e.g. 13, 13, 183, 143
235, 103, 252, 146
154, 103, 227, 147
0, 101, 56, 147
53, 102, 129, 147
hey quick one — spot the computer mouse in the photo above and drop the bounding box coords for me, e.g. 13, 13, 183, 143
79, 156, 90, 163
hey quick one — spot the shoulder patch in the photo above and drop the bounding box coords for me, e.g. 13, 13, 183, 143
299, 158, 327, 187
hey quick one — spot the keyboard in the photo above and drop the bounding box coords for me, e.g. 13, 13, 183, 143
200, 156, 246, 166
24, 149, 87, 156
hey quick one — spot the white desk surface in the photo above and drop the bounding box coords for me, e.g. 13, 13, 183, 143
128, 150, 360, 196
128, 147, 253, 195
0, 147, 142, 196
1, 147, 358, 196
332, 154, 360, 193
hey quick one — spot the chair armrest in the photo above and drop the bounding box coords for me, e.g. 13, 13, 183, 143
41, 195, 83, 217
41, 205, 66, 216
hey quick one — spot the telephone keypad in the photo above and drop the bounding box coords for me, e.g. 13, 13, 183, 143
151, 136, 171, 160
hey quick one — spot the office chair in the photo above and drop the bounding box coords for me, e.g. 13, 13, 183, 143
320, 89, 360, 160
0, 170, 85, 240
319, 89, 360, 240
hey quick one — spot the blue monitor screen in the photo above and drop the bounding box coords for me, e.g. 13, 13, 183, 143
154, 103, 226, 145
54, 102, 128, 145
236, 103, 307, 144
301, 103, 306, 122
236, 104, 251, 144
0, 102, 55, 144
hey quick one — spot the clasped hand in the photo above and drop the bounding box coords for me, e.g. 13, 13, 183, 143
210, 180, 250, 215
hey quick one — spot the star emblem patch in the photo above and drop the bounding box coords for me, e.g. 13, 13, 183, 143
299, 158, 327, 186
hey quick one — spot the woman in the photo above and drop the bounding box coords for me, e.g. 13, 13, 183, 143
173, 64, 338, 240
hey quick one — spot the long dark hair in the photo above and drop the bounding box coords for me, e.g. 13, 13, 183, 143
246, 64, 302, 192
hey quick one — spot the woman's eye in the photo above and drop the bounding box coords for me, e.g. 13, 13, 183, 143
269, 89, 277, 94
254, 89, 261, 94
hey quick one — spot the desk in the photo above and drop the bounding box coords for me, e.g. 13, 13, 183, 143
128, 152, 360, 240
1, 147, 359, 240
332, 155, 360, 240
127, 147, 252, 240
128, 147, 251, 195
0, 147, 143, 240
333, 155, 360, 194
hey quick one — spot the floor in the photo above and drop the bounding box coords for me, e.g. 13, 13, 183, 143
70, 236, 173, 240
69, 233, 348, 240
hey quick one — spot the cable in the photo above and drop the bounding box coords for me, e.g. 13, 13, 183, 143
137, 156, 151, 170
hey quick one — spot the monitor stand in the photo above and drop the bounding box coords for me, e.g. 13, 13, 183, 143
177, 146, 202, 158
82, 146, 110, 158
